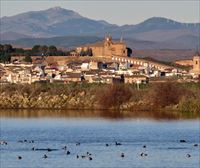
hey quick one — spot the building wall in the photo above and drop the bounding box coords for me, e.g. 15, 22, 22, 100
78, 36, 128, 57
91, 47, 104, 56
193, 56, 200, 74
174, 59, 193, 66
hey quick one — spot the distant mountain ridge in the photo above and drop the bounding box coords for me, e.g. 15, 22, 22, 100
0, 7, 199, 49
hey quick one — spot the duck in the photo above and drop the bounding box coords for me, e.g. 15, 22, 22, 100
106, 144, 109, 147
143, 145, 146, 148
115, 142, 122, 146
66, 151, 70, 155
89, 157, 93, 161
17, 156, 22, 160
0, 141, 8, 145
43, 154, 48, 159
28, 140, 34, 143
121, 153, 125, 158
77, 155, 79, 159
186, 154, 191, 158
87, 152, 92, 156
140, 153, 148, 157
62, 146, 67, 150
180, 140, 187, 143
47, 148, 53, 152
194, 144, 198, 147
76, 142, 80, 146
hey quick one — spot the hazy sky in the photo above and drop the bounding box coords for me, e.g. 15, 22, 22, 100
1, 0, 199, 25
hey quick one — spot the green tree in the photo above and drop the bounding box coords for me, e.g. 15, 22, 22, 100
24, 55, 32, 63
0, 53, 11, 63
39, 45, 48, 56
32, 45, 40, 53
48, 45, 57, 56
3, 44, 13, 53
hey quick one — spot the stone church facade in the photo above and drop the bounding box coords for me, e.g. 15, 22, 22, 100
76, 36, 129, 57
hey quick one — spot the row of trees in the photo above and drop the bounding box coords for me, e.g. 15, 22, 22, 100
0, 44, 73, 63
31, 45, 68, 56
0, 44, 13, 63
79, 48, 93, 56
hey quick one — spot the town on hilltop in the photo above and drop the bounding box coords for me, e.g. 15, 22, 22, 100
0, 36, 200, 85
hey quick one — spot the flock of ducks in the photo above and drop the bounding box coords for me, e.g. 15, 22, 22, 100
0, 139, 199, 161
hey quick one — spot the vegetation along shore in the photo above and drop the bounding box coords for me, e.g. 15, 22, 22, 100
0, 82, 199, 115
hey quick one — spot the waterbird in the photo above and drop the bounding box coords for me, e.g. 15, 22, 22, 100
62, 146, 67, 150
89, 157, 93, 161
106, 144, 109, 147
17, 156, 22, 160
0, 141, 8, 145
87, 152, 92, 156
28, 140, 34, 143
81, 155, 86, 158
143, 145, 146, 148
43, 154, 48, 159
115, 142, 122, 146
47, 148, 53, 152
186, 154, 191, 158
34, 148, 58, 151
194, 144, 198, 147
140, 153, 148, 157
66, 151, 70, 155
180, 140, 187, 143
77, 155, 79, 159
121, 153, 125, 158
76, 142, 80, 146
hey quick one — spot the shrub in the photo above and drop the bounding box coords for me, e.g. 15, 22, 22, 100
178, 98, 200, 113
96, 84, 132, 109
148, 82, 187, 108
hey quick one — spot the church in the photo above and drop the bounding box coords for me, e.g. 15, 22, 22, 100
76, 35, 131, 57
192, 51, 200, 74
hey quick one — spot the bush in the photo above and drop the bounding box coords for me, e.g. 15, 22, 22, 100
178, 98, 200, 113
96, 84, 132, 109
148, 82, 187, 108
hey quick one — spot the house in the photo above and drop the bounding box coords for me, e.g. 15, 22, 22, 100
62, 72, 83, 83
124, 75, 148, 84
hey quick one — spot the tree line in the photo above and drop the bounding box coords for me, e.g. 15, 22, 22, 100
0, 44, 72, 63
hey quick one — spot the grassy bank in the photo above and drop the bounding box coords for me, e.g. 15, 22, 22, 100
0, 82, 199, 115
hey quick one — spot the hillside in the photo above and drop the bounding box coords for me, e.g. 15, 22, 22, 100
2, 36, 102, 48
0, 7, 199, 46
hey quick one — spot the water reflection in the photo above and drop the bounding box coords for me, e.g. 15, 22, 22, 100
0, 109, 199, 120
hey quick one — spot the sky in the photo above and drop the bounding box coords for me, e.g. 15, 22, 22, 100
0, 0, 199, 25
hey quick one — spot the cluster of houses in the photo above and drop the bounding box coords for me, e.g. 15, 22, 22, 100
0, 36, 200, 85
0, 53, 199, 85
0, 61, 148, 85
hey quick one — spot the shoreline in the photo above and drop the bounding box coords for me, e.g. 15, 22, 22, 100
0, 82, 200, 114
1, 108, 199, 120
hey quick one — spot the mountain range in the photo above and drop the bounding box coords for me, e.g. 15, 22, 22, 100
0, 6, 199, 50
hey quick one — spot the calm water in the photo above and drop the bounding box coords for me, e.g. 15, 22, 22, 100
0, 110, 200, 168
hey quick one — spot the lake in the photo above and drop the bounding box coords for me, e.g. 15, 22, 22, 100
0, 110, 199, 168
